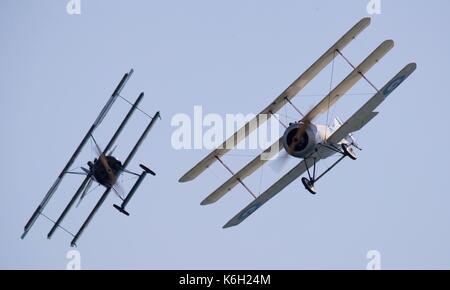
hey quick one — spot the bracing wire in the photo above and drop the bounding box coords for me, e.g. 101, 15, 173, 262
298, 93, 374, 97
118, 95, 154, 120
258, 163, 265, 196
39, 212, 75, 237
325, 51, 336, 139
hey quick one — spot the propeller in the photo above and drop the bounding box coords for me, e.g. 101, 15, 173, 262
286, 118, 312, 155
90, 134, 118, 185
270, 117, 312, 172
90, 135, 131, 202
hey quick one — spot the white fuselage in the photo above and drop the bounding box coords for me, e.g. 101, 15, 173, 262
282, 121, 349, 160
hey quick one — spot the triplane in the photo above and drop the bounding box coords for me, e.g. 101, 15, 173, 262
180, 18, 416, 228
21, 70, 160, 246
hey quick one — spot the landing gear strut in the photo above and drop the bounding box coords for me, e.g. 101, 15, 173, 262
301, 143, 358, 195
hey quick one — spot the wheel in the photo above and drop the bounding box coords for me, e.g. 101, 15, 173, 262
302, 177, 316, 195
113, 204, 130, 216
342, 144, 357, 161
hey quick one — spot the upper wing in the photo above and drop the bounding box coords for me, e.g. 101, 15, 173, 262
327, 63, 417, 145
201, 40, 393, 205
223, 156, 317, 228
179, 17, 371, 183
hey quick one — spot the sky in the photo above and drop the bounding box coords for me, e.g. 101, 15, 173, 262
1, 0, 450, 269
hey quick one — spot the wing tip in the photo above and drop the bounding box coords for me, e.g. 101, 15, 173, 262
354, 17, 371, 31
222, 222, 236, 229
201, 191, 224, 205
178, 174, 193, 183
408, 62, 418, 70
179, 163, 211, 183
200, 198, 214, 206
361, 17, 372, 26
383, 39, 395, 49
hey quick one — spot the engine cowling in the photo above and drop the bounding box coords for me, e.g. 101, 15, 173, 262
282, 122, 319, 158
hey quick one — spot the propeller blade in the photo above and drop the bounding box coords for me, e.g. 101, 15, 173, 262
108, 145, 118, 156
269, 150, 290, 172
76, 178, 94, 208
112, 183, 126, 200
90, 134, 103, 157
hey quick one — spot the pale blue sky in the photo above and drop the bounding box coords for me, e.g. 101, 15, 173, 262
1, 0, 450, 269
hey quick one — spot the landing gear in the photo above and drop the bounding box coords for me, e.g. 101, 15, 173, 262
302, 177, 316, 195
342, 144, 357, 161
302, 143, 358, 195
